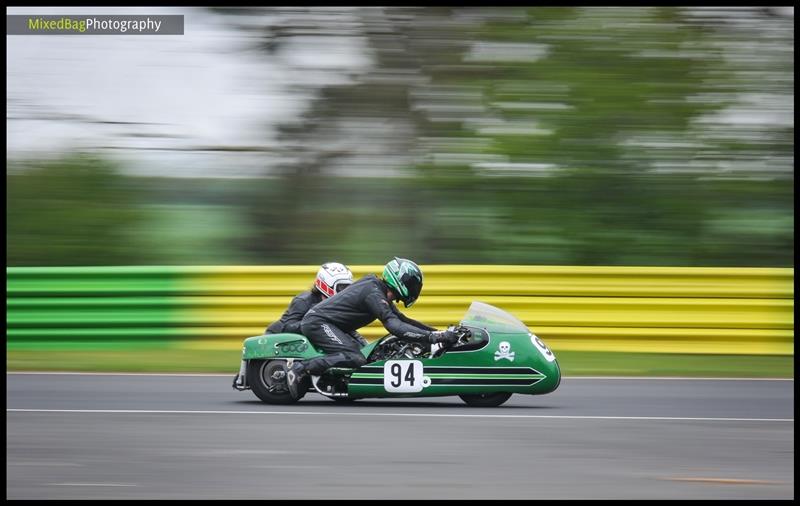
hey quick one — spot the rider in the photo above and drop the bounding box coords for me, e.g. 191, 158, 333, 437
265, 262, 356, 336
286, 257, 460, 397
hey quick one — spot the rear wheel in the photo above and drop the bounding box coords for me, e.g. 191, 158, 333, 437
459, 392, 512, 407
248, 360, 307, 404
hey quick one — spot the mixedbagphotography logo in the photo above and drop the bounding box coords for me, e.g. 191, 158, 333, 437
7, 14, 184, 35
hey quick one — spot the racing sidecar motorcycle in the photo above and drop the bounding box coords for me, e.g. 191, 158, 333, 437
233, 301, 560, 407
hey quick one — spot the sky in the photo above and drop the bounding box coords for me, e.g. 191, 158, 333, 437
6, 6, 368, 178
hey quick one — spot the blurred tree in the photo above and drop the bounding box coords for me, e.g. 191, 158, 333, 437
231, 7, 792, 266
414, 7, 791, 266
236, 7, 458, 264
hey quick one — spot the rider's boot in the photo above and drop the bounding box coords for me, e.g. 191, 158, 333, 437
286, 360, 308, 398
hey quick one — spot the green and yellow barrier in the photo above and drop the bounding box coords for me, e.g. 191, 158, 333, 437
6, 265, 794, 355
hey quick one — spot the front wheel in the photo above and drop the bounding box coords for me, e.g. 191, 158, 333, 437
248, 359, 307, 404
459, 392, 512, 407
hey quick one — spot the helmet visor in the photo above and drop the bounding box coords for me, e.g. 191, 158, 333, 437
400, 274, 422, 308
335, 281, 352, 294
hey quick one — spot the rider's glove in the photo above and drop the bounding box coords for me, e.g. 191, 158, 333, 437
428, 329, 459, 345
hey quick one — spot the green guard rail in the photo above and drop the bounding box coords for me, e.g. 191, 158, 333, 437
6, 265, 794, 355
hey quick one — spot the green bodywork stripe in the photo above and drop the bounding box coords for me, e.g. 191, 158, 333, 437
353, 373, 544, 379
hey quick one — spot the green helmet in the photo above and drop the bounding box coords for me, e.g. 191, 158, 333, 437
382, 257, 424, 308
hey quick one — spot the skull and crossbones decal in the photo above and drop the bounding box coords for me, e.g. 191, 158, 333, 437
494, 341, 515, 362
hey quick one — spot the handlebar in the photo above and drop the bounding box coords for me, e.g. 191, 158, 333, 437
430, 324, 472, 358
450, 324, 472, 343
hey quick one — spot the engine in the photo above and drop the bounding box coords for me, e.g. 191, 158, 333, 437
367, 336, 431, 362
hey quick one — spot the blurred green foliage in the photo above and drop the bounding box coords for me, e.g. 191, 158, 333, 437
7, 161, 791, 266
7, 154, 150, 266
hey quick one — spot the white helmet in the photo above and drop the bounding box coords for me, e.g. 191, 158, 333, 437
314, 262, 354, 298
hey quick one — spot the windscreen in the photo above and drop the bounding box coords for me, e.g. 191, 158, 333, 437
460, 301, 530, 334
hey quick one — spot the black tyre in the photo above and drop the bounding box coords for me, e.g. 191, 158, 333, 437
247, 359, 307, 404
459, 392, 512, 407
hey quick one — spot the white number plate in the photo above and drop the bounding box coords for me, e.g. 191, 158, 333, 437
384, 360, 424, 393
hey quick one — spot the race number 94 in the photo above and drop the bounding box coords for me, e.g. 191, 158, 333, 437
384, 360, 424, 393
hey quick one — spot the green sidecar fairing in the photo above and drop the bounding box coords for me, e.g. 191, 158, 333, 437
233, 301, 560, 406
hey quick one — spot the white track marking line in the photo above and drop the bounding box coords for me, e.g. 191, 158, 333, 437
6, 372, 793, 381
9, 462, 84, 467
45, 483, 137, 487
6, 409, 793, 422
